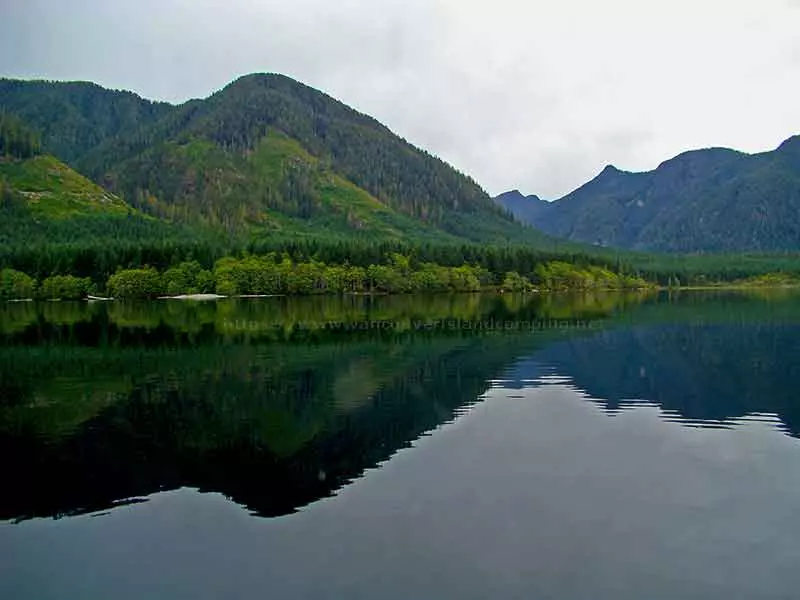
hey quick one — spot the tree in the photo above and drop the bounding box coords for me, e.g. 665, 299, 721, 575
107, 267, 164, 298
0, 268, 36, 299
0, 113, 41, 159
40, 275, 91, 300
162, 260, 204, 295
501, 271, 533, 293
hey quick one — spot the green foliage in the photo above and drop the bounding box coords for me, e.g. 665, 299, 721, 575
623, 251, 800, 287
84, 73, 510, 232
0, 113, 40, 159
107, 267, 164, 299
0, 79, 171, 164
2, 76, 800, 288
448, 265, 483, 292
0, 176, 22, 212
39, 275, 91, 300
0, 154, 129, 218
533, 261, 649, 290
162, 261, 214, 295
212, 253, 505, 295
0, 268, 36, 299
501, 271, 534, 292
213, 254, 368, 295
214, 254, 288, 295
736, 272, 800, 287
366, 264, 405, 293
2, 74, 554, 246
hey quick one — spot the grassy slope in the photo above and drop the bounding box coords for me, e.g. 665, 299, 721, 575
0, 155, 130, 218
246, 130, 464, 242
0, 154, 223, 259
107, 128, 464, 244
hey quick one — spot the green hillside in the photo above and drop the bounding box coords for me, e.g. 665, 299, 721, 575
2, 75, 799, 289
0, 151, 216, 281
0, 116, 219, 277
500, 136, 800, 252
1, 154, 129, 218
0, 74, 551, 245
0, 78, 171, 164
88, 128, 461, 243
0, 110, 128, 218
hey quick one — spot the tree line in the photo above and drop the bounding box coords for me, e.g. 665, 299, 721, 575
4, 205, 800, 293
0, 252, 651, 300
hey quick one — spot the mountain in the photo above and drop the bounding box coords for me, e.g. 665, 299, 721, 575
0, 79, 171, 164
494, 189, 549, 224
496, 137, 800, 252
0, 74, 551, 245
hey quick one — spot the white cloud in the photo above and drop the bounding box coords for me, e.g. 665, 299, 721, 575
1, 0, 798, 197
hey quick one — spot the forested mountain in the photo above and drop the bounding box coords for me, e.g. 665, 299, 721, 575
0, 79, 170, 164
496, 136, 800, 252
0, 74, 547, 245
4, 74, 800, 287
495, 190, 549, 224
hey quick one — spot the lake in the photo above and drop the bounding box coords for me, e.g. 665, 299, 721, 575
2, 290, 800, 599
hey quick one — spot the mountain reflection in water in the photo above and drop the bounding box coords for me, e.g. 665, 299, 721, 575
1, 290, 799, 523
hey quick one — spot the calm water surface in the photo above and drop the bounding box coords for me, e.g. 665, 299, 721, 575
2, 291, 800, 599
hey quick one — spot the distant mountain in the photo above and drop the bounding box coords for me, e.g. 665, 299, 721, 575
494, 190, 549, 224
0, 74, 553, 246
496, 137, 800, 252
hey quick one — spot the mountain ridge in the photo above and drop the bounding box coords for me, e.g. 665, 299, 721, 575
495, 135, 800, 252
494, 189, 549, 226
1, 73, 555, 246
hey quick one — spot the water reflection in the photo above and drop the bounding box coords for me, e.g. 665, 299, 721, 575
2, 293, 610, 522
2, 290, 800, 523
504, 320, 800, 438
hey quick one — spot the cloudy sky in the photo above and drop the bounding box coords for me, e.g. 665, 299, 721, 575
1, 0, 799, 198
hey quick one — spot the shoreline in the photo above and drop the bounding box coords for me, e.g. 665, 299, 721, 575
158, 293, 228, 301
658, 284, 800, 292
4, 284, 800, 304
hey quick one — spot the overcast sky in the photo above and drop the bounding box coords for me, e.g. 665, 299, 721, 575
1, 0, 799, 198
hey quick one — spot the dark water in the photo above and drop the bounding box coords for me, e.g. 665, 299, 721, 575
2, 291, 800, 599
